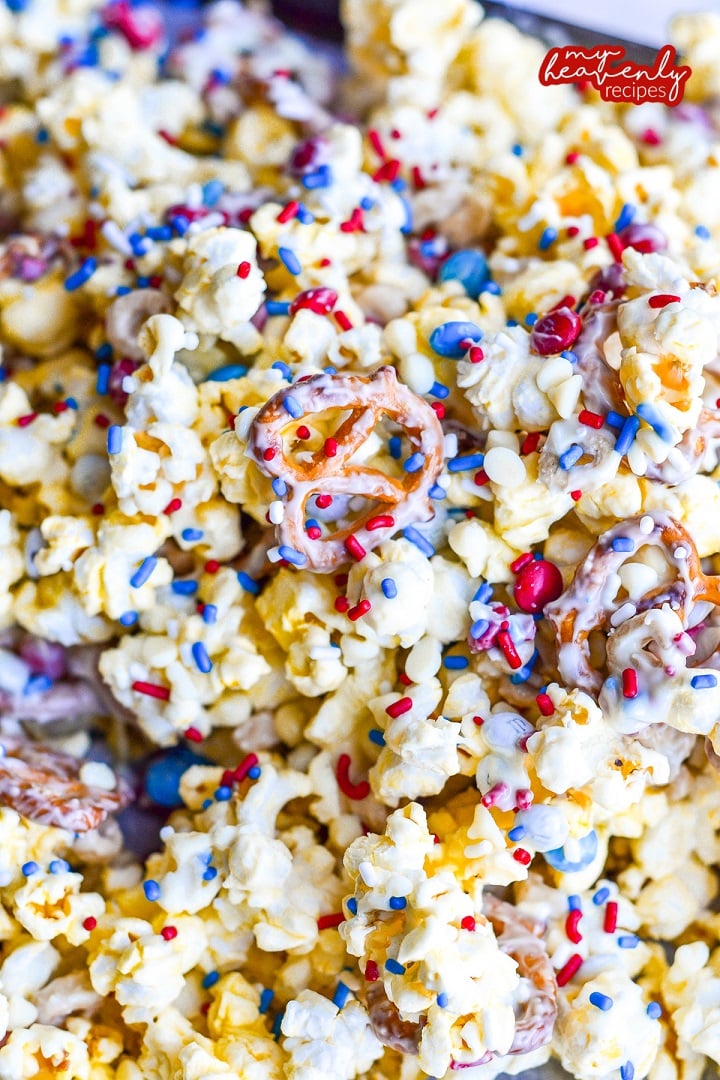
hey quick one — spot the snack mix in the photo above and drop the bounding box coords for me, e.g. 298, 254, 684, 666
2, 1, 720, 1078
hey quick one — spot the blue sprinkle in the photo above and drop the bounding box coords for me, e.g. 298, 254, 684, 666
271, 361, 292, 380
202, 179, 224, 207
247, 766, 262, 780
636, 402, 674, 442
392, 177, 408, 192
302, 164, 333, 189
402, 527, 435, 558
381, 578, 398, 599
561, 349, 577, 363
119, 610, 138, 626
510, 648, 539, 684
444, 655, 469, 670
169, 215, 190, 236
360, 196, 375, 211
203, 865, 218, 880
369, 728, 386, 746
305, 518, 320, 533
278, 545, 307, 567
64, 396, 78, 410
205, 364, 248, 382
49, 859, 70, 874
611, 537, 634, 553
385, 958, 406, 976
589, 992, 613, 1011
506, 319, 518, 327
203, 604, 218, 625
511, 143, 523, 156
508, 825, 526, 841
272, 478, 288, 497
143, 879, 161, 902
404, 452, 425, 473
202, 971, 220, 990
172, 580, 198, 596
24, 674, 52, 696
266, 301, 291, 316
691, 674, 718, 689
346, 897, 358, 915
646, 1001, 662, 1019
324, 365, 337, 375
568, 895, 582, 911
615, 415, 641, 455
447, 452, 485, 473
145, 747, 208, 807
429, 484, 446, 500
429, 381, 449, 398
620, 1063, 635, 1080
278, 246, 302, 276
107, 425, 123, 454
332, 981, 351, 1009
259, 989, 274, 1014
192, 642, 213, 674
115, 285, 132, 296
388, 436, 402, 459
96, 365, 111, 395
389, 896, 407, 910
64, 257, 97, 291
473, 582, 494, 603
238, 572, 260, 595
437, 250, 489, 298
182, 528, 204, 543
5, 0, 29, 11
618, 935, 639, 949
214, 786, 232, 801
283, 394, 303, 418
130, 557, 157, 589
559, 444, 584, 470
145, 225, 173, 242
296, 205, 314, 224
272, 1011, 284, 1039
614, 203, 636, 232
593, 887, 611, 905
129, 232, 151, 257
484, 280, 502, 295
35, 126, 49, 143
437, 992, 449, 1008
21, 861, 38, 876
696, 224, 711, 240
471, 618, 489, 639
538, 226, 558, 250
605, 410, 625, 429
399, 195, 413, 233
201, 799, 213, 810
429, 321, 482, 358
525, 312, 538, 326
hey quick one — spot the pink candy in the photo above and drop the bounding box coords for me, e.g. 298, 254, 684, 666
513, 559, 564, 614
530, 306, 582, 355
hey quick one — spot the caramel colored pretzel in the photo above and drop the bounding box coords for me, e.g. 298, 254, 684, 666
247, 366, 444, 572
546, 511, 720, 694
0, 736, 132, 832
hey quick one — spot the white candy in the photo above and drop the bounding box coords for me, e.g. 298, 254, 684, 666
483, 446, 527, 489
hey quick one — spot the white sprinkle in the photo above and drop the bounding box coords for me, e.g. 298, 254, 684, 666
100, 220, 133, 255
674, 545, 688, 561
639, 515, 655, 535
610, 602, 637, 627
269, 500, 285, 524
483, 446, 527, 489
267, 546, 283, 563
309, 645, 342, 661
359, 860, 381, 887
443, 433, 458, 459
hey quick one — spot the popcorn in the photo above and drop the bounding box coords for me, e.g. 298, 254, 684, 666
281, 989, 383, 1080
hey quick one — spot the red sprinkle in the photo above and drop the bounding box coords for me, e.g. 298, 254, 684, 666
648, 293, 681, 308
473, 716, 484, 726
622, 668, 639, 699
367, 515, 395, 531
336, 753, 370, 800
368, 129, 386, 160
431, 402, 445, 419
204, 560, 220, 574
335, 574, 349, 587
236, 261, 251, 278
603, 901, 618, 934
556, 953, 583, 987
521, 432, 541, 455
373, 159, 400, 183
570, 489, 583, 501
398, 673, 413, 687
567, 225, 580, 237
161, 925, 178, 941
316, 494, 333, 509
94, 413, 110, 428
132, 680, 170, 701
277, 201, 299, 223
83, 916, 97, 931
474, 470, 490, 486
344, 534, 366, 561
468, 346, 484, 363
512, 848, 532, 866
606, 232, 625, 262
411, 165, 425, 189
365, 960, 380, 981
263, 447, 276, 461
340, 208, 364, 234
17, 413, 37, 427
510, 552, 534, 573
334, 310, 353, 332
583, 237, 599, 250
164, 498, 182, 514
497, 630, 522, 669
578, 409, 605, 429
536, 692, 555, 716
220, 769, 235, 788
324, 437, 338, 458
53, 401, 69, 414
91, 503, 105, 516
386, 696, 412, 719
588, 289, 606, 305
307, 525, 322, 540
460, 916, 476, 931
348, 599, 371, 621
184, 726, 204, 743
317, 912, 345, 930
565, 909, 583, 944
641, 127, 662, 146
296, 425, 311, 440
565, 151, 580, 164
334, 596, 350, 613
233, 753, 259, 782
290, 287, 338, 316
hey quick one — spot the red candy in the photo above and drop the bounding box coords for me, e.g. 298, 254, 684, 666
530, 306, 582, 356
513, 559, 564, 614
289, 287, 338, 316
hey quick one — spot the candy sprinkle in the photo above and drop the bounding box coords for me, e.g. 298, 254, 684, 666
132, 680, 170, 701
384, 958, 406, 976
648, 293, 681, 308
317, 912, 345, 930
556, 954, 583, 987
603, 900, 618, 933
691, 674, 718, 689
381, 578, 398, 599
130, 556, 157, 589
336, 754, 370, 800
647, 1001, 662, 1019
332, 981, 351, 1010
622, 668, 639, 699
344, 535, 367, 562
589, 992, 613, 1011
191, 642, 213, 674
386, 696, 412, 718
565, 909, 583, 943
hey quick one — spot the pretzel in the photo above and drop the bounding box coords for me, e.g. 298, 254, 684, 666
0, 735, 132, 832
247, 366, 444, 572
546, 512, 720, 693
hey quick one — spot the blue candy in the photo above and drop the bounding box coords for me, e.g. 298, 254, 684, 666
145, 747, 210, 807
543, 829, 598, 873
205, 364, 248, 382
429, 321, 482, 358
437, 250, 489, 298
